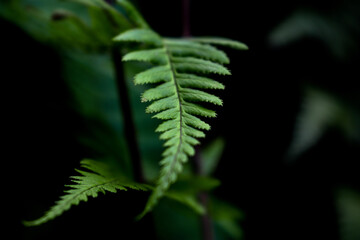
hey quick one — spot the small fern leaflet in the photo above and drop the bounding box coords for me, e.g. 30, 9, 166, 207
23, 159, 149, 226
114, 28, 247, 217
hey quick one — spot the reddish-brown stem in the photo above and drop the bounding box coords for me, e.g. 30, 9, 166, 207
194, 150, 215, 240
182, 0, 191, 37
183, 0, 214, 239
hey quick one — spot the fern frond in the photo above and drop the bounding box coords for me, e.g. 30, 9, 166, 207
23, 159, 149, 226
116, 0, 149, 29
113, 28, 247, 217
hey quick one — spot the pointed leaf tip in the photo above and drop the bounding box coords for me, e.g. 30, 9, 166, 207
113, 28, 162, 46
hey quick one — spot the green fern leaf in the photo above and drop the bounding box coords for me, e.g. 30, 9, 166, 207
172, 56, 231, 75
146, 96, 178, 113
182, 102, 217, 118
113, 28, 246, 217
188, 37, 249, 50
164, 191, 206, 214
23, 159, 149, 226
113, 28, 162, 45
181, 88, 223, 105
165, 39, 230, 64
177, 73, 225, 90
134, 65, 172, 85
122, 48, 167, 64
23, 159, 212, 226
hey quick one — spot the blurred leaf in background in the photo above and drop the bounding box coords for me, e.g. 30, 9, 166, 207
287, 87, 360, 161
268, 1, 360, 239
269, 0, 360, 161
269, 7, 360, 61
336, 188, 360, 240
0, 0, 162, 178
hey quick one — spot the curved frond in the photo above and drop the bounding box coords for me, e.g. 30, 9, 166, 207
113, 28, 247, 217
23, 159, 148, 226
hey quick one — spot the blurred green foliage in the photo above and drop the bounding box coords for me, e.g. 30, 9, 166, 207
1, 1, 243, 239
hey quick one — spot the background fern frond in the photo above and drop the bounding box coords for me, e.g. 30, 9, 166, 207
115, 0, 149, 29
114, 28, 247, 217
23, 159, 149, 226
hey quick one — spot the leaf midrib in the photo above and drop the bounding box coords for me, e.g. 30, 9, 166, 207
162, 40, 184, 186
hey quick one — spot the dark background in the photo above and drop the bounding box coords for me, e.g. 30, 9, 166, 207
3, 0, 360, 239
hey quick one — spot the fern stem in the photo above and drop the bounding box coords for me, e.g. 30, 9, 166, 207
112, 47, 145, 183
181, 1, 214, 239
194, 150, 215, 240
182, 0, 191, 37
105, 0, 143, 183
112, 42, 157, 238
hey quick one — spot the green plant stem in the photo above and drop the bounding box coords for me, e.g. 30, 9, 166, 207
105, 0, 144, 185
181, 0, 214, 238
107, 4, 158, 240
112, 47, 145, 183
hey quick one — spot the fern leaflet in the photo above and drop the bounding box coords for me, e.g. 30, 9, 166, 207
114, 28, 247, 217
23, 159, 149, 226
187, 37, 249, 50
